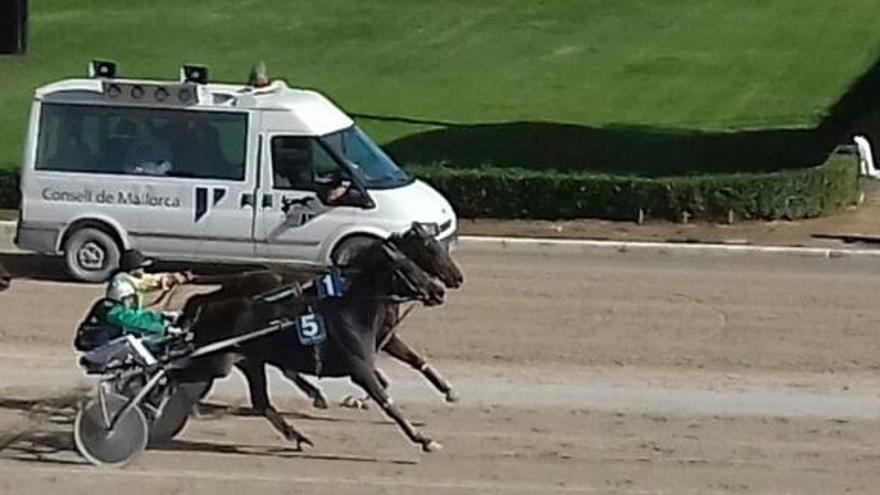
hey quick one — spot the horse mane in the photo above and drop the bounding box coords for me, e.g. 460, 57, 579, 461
346, 238, 388, 269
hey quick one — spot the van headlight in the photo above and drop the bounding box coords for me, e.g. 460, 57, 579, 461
415, 222, 441, 236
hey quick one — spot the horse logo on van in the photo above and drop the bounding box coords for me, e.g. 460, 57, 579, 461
268, 195, 330, 239
194, 186, 227, 222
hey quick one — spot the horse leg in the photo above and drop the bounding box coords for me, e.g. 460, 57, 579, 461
383, 334, 459, 403
280, 368, 329, 409
375, 368, 390, 389
189, 378, 215, 418
350, 362, 440, 452
236, 360, 313, 450
340, 368, 390, 410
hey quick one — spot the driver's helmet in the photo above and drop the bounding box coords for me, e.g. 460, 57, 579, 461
106, 275, 137, 304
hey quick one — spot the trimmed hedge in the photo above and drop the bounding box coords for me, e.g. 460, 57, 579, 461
405, 154, 860, 222
0, 168, 19, 209
0, 154, 859, 221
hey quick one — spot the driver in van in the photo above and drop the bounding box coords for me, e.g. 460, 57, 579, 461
273, 141, 311, 189
272, 140, 352, 204
104, 249, 192, 342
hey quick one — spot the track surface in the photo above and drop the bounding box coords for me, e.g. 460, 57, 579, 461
0, 243, 879, 494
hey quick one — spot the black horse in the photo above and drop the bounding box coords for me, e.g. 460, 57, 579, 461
178, 224, 464, 408
182, 240, 448, 452
0, 261, 10, 291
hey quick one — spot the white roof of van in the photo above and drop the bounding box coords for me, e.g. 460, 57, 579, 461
34, 78, 354, 136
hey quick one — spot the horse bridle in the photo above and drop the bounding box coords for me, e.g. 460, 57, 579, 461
333, 240, 438, 305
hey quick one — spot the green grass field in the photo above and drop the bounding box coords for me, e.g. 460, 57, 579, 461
1, 0, 879, 171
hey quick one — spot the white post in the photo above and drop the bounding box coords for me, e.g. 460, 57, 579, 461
854, 135, 880, 179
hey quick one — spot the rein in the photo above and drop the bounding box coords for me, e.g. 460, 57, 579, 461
376, 303, 416, 350
146, 287, 176, 310
180, 237, 437, 316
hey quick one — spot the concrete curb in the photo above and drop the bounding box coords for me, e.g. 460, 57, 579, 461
457, 235, 880, 258
2, 220, 878, 258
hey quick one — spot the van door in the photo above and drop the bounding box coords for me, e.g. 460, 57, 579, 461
254, 134, 366, 264
128, 109, 260, 261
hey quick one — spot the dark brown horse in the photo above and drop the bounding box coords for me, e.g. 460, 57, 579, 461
178, 224, 464, 408
0, 261, 10, 291
181, 240, 448, 451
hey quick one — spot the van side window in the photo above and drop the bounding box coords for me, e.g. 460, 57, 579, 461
36, 106, 98, 172
271, 136, 342, 190
35, 103, 247, 181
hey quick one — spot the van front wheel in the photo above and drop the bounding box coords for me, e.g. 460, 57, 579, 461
64, 228, 121, 283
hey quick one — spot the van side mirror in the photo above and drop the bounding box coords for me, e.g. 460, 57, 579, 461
342, 187, 374, 208
318, 184, 373, 209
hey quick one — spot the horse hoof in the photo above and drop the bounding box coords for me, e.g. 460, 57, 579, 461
313, 395, 329, 410
445, 390, 460, 403
340, 396, 369, 410
285, 430, 314, 449
422, 440, 443, 453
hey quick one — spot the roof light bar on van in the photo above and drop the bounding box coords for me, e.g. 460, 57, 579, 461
100, 81, 201, 106
180, 64, 208, 85
89, 60, 117, 79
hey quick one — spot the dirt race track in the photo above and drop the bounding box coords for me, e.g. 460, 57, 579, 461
0, 242, 880, 494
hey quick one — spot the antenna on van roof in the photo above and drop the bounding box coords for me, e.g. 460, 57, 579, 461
88, 60, 117, 79
180, 64, 208, 84
248, 61, 270, 88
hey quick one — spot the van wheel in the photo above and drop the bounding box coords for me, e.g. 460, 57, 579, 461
331, 235, 378, 266
64, 228, 121, 283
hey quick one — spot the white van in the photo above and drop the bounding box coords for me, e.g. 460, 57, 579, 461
15, 62, 457, 282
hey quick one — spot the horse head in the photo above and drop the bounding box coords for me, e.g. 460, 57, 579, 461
389, 223, 464, 289
383, 243, 446, 306
349, 241, 446, 306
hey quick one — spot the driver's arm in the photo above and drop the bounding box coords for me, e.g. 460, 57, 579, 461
133, 273, 186, 294
105, 306, 167, 336
323, 171, 352, 204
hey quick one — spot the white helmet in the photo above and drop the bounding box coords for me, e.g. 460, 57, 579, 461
106, 277, 137, 302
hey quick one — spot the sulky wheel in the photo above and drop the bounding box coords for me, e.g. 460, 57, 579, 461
148, 380, 211, 445
74, 391, 149, 467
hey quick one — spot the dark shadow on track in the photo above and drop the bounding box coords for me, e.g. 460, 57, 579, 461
154, 438, 418, 465
195, 401, 425, 427
0, 391, 86, 465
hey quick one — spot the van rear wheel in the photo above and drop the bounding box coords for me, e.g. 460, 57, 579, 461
64, 228, 121, 283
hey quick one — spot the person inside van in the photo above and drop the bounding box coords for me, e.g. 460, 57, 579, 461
273, 140, 312, 189
319, 171, 353, 205
106, 118, 139, 172
124, 121, 173, 175
163, 113, 202, 177
53, 116, 93, 170
272, 138, 352, 204
194, 122, 233, 178
104, 249, 192, 342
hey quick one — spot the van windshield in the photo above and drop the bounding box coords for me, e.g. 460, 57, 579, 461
319, 126, 412, 189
